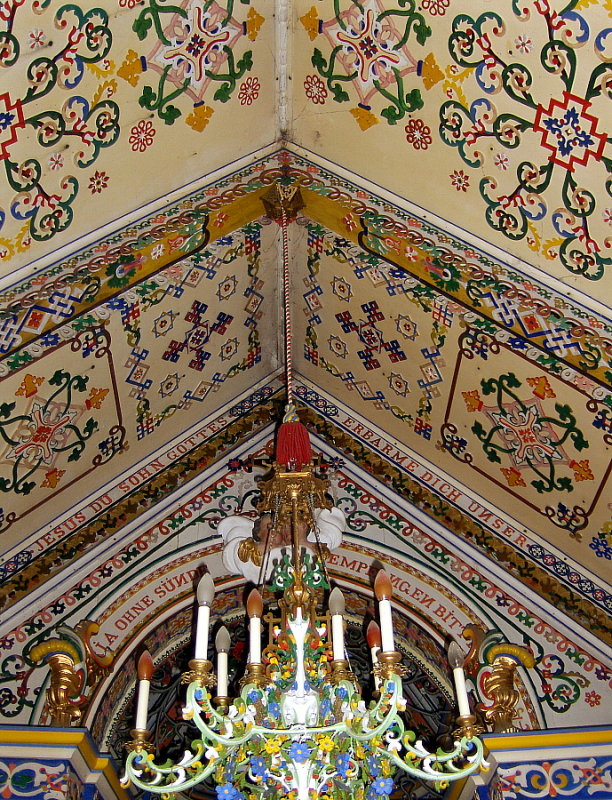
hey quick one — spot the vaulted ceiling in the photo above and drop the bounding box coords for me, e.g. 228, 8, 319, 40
0, 0, 610, 747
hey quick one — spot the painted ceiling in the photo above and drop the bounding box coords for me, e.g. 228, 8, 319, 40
0, 0, 610, 759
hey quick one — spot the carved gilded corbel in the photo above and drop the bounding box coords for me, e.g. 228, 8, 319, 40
29, 620, 113, 727
480, 643, 535, 733
462, 625, 536, 733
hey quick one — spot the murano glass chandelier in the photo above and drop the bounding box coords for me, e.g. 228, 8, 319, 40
122, 438, 487, 800
121, 184, 487, 799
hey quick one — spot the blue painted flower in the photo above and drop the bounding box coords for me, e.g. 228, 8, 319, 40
320, 698, 331, 716
249, 755, 268, 778
336, 686, 348, 699
371, 776, 394, 796
288, 741, 310, 763
247, 689, 260, 704
337, 752, 351, 778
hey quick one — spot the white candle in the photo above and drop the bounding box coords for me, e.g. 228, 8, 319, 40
135, 651, 153, 730
195, 574, 215, 660
216, 626, 231, 696
367, 621, 382, 688
329, 587, 345, 661
247, 589, 263, 664
448, 643, 471, 716
374, 571, 395, 652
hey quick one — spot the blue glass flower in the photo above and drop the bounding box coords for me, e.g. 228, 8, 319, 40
368, 755, 381, 777
249, 756, 268, 778
371, 776, 394, 796
288, 741, 310, 763
215, 784, 242, 800
268, 701, 281, 718
337, 752, 351, 778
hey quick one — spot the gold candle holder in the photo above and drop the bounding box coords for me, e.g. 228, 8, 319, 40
330, 659, 353, 684
214, 695, 230, 713
181, 658, 216, 686
240, 662, 268, 688
376, 651, 408, 681
452, 713, 486, 740
126, 728, 155, 753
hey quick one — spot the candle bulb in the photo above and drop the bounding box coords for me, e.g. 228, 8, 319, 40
215, 626, 231, 697
448, 642, 471, 717
246, 589, 263, 663
329, 587, 346, 661
195, 574, 215, 660
135, 650, 154, 730
374, 570, 395, 652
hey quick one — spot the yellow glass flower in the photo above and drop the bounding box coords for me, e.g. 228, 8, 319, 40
317, 735, 335, 752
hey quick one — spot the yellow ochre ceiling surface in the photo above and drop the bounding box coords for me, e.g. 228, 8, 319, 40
0, 0, 610, 739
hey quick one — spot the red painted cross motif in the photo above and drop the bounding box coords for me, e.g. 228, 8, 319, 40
12, 404, 74, 463
336, 8, 401, 83
533, 92, 606, 172
491, 403, 563, 466
163, 4, 231, 84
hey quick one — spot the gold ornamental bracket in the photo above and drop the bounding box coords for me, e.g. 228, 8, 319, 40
257, 465, 332, 524
261, 183, 305, 223
28, 620, 113, 727
462, 625, 536, 734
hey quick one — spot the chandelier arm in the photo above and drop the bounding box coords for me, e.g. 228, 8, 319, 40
380, 734, 487, 784
339, 677, 403, 742
123, 740, 220, 794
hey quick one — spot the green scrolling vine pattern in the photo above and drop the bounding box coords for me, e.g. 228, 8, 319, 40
439, 1, 612, 280
440, 324, 610, 535
0, 1, 118, 244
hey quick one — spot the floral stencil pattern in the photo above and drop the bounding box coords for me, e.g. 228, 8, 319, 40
0, 3, 118, 244
440, 1, 612, 280
304, 0, 432, 127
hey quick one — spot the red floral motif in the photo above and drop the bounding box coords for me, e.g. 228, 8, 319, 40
405, 118, 432, 150
304, 74, 327, 104
129, 120, 156, 152
88, 171, 109, 194
585, 690, 601, 707
238, 76, 260, 106
28, 29, 46, 49
450, 169, 470, 191
421, 0, 450, 15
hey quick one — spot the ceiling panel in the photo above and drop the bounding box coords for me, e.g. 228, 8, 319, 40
292, 0, 612, 296
0, 0, 275, 272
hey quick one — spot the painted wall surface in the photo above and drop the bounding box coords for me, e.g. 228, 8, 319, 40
0, 216, 279, 550
291, 212, 611, 579
1, 440, 609, 736
291, 0, 612, 297
0, 0, 275, 272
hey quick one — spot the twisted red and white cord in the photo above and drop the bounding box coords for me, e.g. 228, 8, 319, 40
281, 205, 293, 404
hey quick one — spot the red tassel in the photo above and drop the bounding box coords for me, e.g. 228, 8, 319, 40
276, 405, 312, 470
